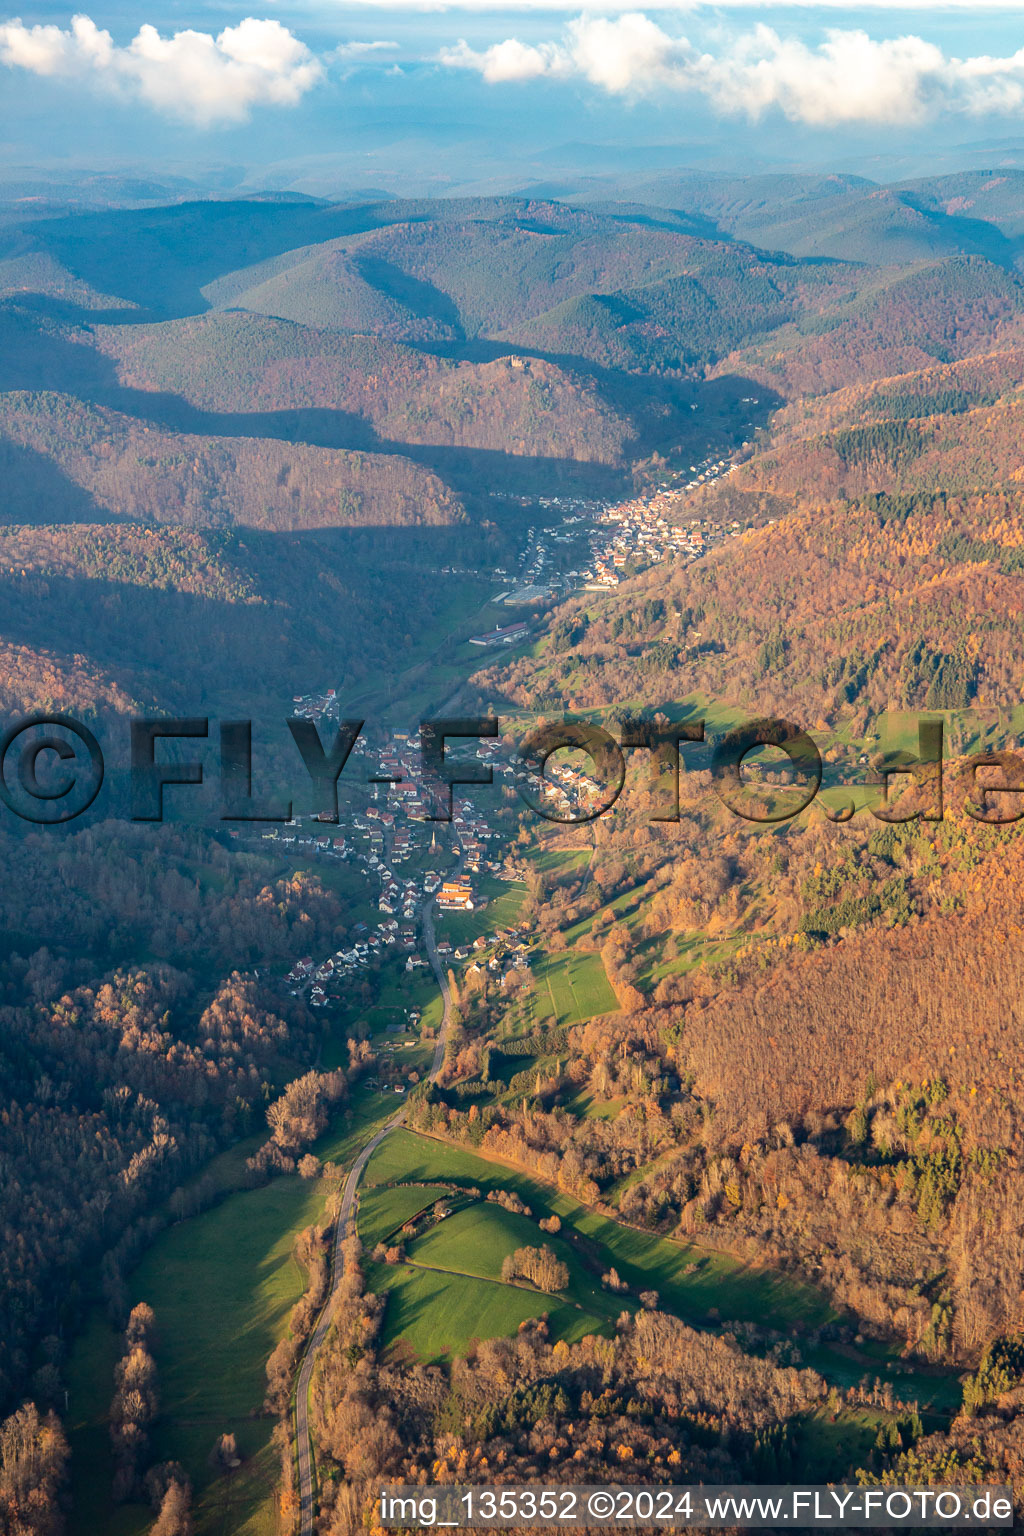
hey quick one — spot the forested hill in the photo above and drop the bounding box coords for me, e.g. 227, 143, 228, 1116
0, 390, 465, 531
725, 348, 1024, 501
0, 522, 471, 715
439, 257, 1024, 1499
89, 314, 635, 466
470, 479, 1024, 728
567, 168, 1024, 266
2, 185, 1024, 719
712, 256, 1024, 398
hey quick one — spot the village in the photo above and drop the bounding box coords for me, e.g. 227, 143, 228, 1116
250, 728, 536, 1037
284, 460, 742, 633
485, 451, 744, 604
266, 453, 744, 1048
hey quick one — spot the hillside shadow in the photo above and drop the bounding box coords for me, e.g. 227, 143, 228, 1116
24, 199, 421, 320
0, 304, 634, 501
0, 522, 517, 717
0, 441, 113, 524
407, 333, 784, 428
573, 199, 731, 244
896, 199, 1021, 269
352, 256, 465, 338
0, 285, 781, 510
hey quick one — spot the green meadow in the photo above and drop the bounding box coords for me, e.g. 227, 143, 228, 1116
361, 1131, 962, 1416
358, 1183, 451, 1248
66, 1170, 328, 1536
65, 1083, 399, 1536
363, 1130, 832, 1334
359, 1182, 621, 1358
530, 949, 619, 1024
365, 1262, 604, 1360
437, 876, 527, 946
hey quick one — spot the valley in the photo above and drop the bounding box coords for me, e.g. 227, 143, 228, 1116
5, 166, 1024, 1534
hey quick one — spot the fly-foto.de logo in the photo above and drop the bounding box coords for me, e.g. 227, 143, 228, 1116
1, 711, 1021, 828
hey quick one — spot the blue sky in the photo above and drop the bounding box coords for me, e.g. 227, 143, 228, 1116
4, 2, 1024, 189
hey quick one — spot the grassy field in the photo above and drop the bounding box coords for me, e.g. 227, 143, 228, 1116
410, 1201, 615, 1320
633, 931, 745, 992
363, 1131, 829, 1330
67, 1170, 331, 1536
565, 1091, 628, 1121
363, 1132, 965, 1415
359, 1183, 623, 1359
357, 1183, 450, 1248
530, 950, 619, 1025
366, 1260, 606, 1360
65, 1082, 402, 1536
531, 848, 592, 875
321, 963, 444, 1073
438, 877, 527, 946
316, 1081, 411, 1166
798, 1406, 888, 1479
560, 883, 649, 945
65, 1317, 143, 1536
370, 964, 446, 1039
480, 948, 618, 1035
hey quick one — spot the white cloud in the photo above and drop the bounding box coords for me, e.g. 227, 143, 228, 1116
348, 0, 1024, 11
443, 14, 1024, 126
566, 12, 680, 92
441, 35, 567, 81
688, 25, 953, 125
0, 13, 323, 124
333, 39, 399, 57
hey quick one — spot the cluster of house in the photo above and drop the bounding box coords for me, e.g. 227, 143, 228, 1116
459, 925, 533, 988
485, 461, 746, 602
451, 779, 504, 870
281, 874, 532, 1009
519, 525, 553, 588
432, 922, 532, 992
515, 753, 604, 817
487, 503, 595, 604
290, 688, 342, 721
281, 851, 426, 1005
261, 824, 349, 857
577, 470, 744, 590
274, 729, 518, 1004
283, 920, 395, 1007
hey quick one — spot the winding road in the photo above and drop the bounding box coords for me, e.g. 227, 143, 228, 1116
295, 903, 452, 1536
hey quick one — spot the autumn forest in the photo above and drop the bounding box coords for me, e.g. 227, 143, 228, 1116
4, 164, 1024, 1536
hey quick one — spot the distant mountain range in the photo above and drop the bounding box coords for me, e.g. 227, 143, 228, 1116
3, 179, 1024, 716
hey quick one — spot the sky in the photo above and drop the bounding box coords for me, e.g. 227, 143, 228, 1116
4, 1, 1024, 191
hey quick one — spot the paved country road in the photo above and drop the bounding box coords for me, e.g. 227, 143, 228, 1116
296, 902, 452, 1536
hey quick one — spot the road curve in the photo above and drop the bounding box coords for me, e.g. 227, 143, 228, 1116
296, 902, 452, 1535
